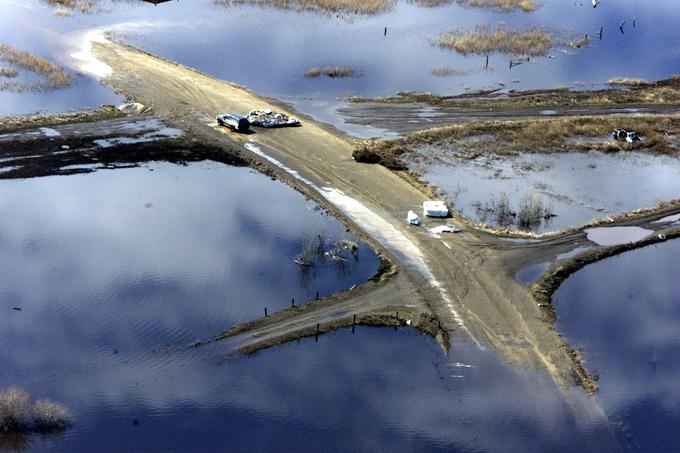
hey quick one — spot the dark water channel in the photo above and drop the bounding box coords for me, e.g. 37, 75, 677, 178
553, 239, 680, 452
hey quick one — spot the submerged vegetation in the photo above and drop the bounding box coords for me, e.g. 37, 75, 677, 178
305, 66, 359, 78
0, 44, 72, 92
430, 67, 469, 77
295, 232, 359, 267
435, 25, 557, 57
0, 387, 70, 435
215, 0, 393, 15
414, 0, 540, 11
472, 192, 554, 230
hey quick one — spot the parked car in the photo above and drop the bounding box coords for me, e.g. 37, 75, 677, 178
217, 113, 250, 132
612, 128, 641, 143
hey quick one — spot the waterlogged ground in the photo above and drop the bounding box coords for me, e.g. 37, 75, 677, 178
553, 239, 680, 452
408, 149, 680, 232
1, 0, 679, 124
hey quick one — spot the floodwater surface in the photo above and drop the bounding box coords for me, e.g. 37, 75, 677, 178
553, 239, 680, 452
1, 0, 679, 127
408, 150, 680, 232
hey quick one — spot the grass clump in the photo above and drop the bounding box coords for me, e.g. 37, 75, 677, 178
41, 0, 94, 13
0, 44, 72, 92
215, 0, 393, 15
413, 0, 541, 10
0, 67, 19, 78
0, 387, 70, 435
436, 24, 555, 57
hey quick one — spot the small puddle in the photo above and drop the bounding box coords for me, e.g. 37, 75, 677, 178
556, 245, 591, 260
584, 226, 653, 246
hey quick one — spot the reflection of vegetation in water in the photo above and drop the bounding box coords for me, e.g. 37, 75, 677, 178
436, 25, 559, 57
295, 231, 360, 286
0, 44, 72, 92
0, 387, 71, 445
430, 67, 469, 77
473, 192, 554, 230
215, 0, 393, 15
305, 66, 359, 78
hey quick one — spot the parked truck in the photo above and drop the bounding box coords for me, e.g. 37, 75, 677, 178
217, 113, 250, 132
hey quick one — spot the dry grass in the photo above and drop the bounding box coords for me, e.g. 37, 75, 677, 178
0, 44, 71, 92
0, 67, 19, 78
215, 0, 393, 15
436, 25, 558, 56
41, 0, 94, 13
353, 113, 680, 168
305, 66, 358, 78
0, 387, 70, 434
412, 0, 540, 9
608, 77, 650, 87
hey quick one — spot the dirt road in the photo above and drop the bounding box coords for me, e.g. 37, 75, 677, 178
91, 39, 675, 393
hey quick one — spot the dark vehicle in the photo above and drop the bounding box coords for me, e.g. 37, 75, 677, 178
612, 128, 641, 143
217, 113, 250, 132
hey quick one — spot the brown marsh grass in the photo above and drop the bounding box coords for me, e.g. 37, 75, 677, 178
215, 0, 393, 15
0, 387, 70, 434
415, 0, 540, 11
41, 0, 94, 13
0, 67, 19, 78
436, 24, 556, 56
0, 44, 71, 92
353, 114, 680, 168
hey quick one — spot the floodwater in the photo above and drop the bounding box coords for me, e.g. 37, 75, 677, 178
0, 161, 378, 332
408, 150, 680, 232
1, 0, 679, 125
553, 239, 680, 452
1, 0, 679, 450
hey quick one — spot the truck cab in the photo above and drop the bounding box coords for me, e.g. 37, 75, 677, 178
217, 113, 250, 132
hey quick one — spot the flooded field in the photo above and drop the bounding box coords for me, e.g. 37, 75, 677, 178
1, 0, 680, 450
1, 0, 679, 124
553, 239, 680, 452
408, 149, 680, 232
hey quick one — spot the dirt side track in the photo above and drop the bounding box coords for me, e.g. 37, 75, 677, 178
90, 39, 660, 393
